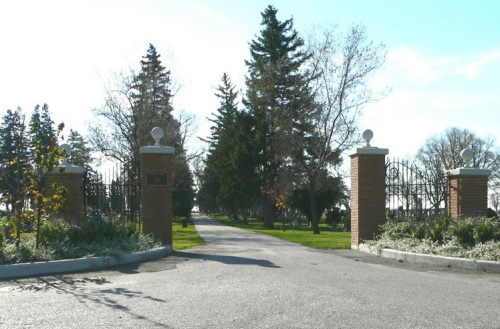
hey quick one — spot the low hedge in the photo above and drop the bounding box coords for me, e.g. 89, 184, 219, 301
366, 217, 500, 261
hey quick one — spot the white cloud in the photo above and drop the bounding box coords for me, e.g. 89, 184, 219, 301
458, 50, 500, 78
387, 46, 437, 81
361, 45, 500, 159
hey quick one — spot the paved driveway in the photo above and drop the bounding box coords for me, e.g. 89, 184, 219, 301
1, 215, 499, 328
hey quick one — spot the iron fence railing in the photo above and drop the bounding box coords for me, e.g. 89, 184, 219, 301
83, 164, 142, 230
386, 158, 448, 221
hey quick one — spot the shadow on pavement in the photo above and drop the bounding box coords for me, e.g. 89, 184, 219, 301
174, 250, 280, 268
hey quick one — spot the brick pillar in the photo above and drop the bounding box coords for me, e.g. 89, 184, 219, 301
447, 168, 491, 219
45, 165, 85, 222
349, 147, 389, 249
140, 143, 175, 245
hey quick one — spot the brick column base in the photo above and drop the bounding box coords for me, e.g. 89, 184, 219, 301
349, 147, 389, 248
448, 168, 491, 219
45, 165, 85, 222
140, 145, 175, 245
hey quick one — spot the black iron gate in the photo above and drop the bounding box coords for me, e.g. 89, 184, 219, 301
386, 158, 448, 221
83, 165, 142, 230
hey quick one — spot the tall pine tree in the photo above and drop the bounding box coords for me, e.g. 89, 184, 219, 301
131, 44, 178, 151
200, 74, 240, 216
89, 44, 194, 218
244, 5, 312, 228
0, 109, 29, 212
199, 74, 260, 218
29, 104, 57, 165
67, 129, 93, 168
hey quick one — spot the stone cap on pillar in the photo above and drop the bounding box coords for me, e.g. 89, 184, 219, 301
447, 168, 492, 177
139, 127, 176, 154
140, 145, 176, 154
348, 129, 389, 157
57, 164, 86, 174
447, 147, 492, 177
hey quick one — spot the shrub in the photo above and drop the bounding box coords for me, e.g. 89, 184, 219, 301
368, 216, 500, 261
39, 219, 71, 246
0, 224, 4, 248
380, 220, 426, 240
67, 216, 136, 245
449, 220, 476, 247
448, 218, 498, 247
0, 216, 161, 265
426, 217, 451, 243
486, 208, 498, 220
473, 221, 495, 243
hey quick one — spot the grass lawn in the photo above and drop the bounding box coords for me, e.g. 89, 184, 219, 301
209, 214, 351, 249
172, 217, 205, 250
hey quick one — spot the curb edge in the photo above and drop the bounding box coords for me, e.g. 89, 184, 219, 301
0, 245, 172, 280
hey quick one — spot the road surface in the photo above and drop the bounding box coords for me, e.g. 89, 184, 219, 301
1, 215, 499, 328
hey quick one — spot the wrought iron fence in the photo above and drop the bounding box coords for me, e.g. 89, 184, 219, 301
386, 158, 448, 221
83, 164, 142, 230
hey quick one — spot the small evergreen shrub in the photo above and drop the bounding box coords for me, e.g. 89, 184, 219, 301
449, 220, 476, 247
426, 217, 451, 243
473, 220, 496, 244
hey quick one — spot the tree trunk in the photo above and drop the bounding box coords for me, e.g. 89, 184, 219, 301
231, 208, 239, 220
308, 182, 320, 234
262, 195, 274, 229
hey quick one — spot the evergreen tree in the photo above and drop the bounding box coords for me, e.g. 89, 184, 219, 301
67, 129, 93, 169
197, 155, 222, 213
173, 156, 195, 218
228, 111, 260, 214
244, 5, 312, 228
29, 104, 57, 166
199, 74, 240, 216
89, 44, 194, 219
0, 109, 29, 212
198, 74, 261, 218
131, 43, 180, 154
90, 43, 180, 171
0, 106, 66, 247
205, 73, 239, 149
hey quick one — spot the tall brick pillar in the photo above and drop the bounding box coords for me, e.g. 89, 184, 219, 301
447, 167, 491, 219
45, 146, 85, 222
140, 127, 175, 245
349, 130, 389, 249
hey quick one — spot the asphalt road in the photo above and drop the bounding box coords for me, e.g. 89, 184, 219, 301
1, 215, 499, 328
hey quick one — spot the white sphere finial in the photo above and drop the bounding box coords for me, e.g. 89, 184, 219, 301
151, 127, 164, 146
60, 143, 72, 165
461, 148, 473, 168
362, 129, 374, 148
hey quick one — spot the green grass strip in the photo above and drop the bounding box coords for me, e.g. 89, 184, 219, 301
172, 217, 205, 250
209, 214, 351, 249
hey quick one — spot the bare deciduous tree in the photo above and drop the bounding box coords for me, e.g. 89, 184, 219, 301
416, 127, 500, 205
291, 25, 386, 233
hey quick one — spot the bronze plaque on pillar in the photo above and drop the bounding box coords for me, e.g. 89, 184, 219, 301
147, 171, 168, 185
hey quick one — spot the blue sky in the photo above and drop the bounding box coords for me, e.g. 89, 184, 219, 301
1, 0, 499, 161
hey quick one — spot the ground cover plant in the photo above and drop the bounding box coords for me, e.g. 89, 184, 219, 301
365, 217, 500, 261
0, 216, 163, 265
209, 214, 351, 249
0, 215, 204, 265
